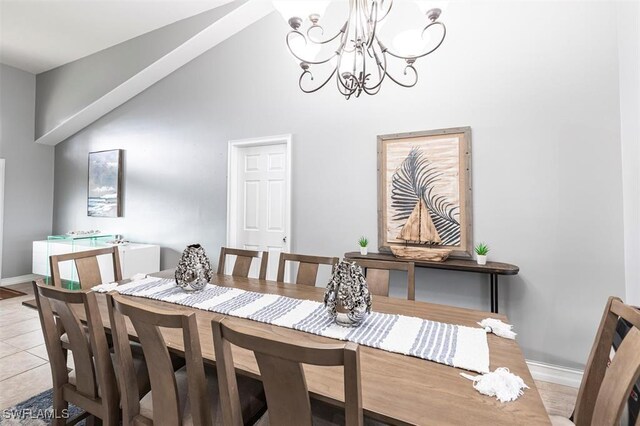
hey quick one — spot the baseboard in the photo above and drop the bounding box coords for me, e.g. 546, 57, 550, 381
0, 274, 43, 287
527, 360, 583, 388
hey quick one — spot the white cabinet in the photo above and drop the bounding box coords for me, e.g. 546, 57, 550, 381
32, 240, 160, 284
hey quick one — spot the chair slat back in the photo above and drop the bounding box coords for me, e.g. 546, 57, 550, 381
352, 259, 416, 300
573, 297, 640, 426
107, 294, 211, 426
33, 280, 117, 408
276, 253, 339, 286
212, 318, 363, 426
75, 257, 102, 288
50, 247, 122, 289
254, 354, 311, 426
364, 268, 390, 298
217, 247, 268, 280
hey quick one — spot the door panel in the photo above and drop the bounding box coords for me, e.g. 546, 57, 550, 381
244, 181, 260, 230
267, 179, 285, 231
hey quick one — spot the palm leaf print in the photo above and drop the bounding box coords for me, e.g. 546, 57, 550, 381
391, 147, 461, 245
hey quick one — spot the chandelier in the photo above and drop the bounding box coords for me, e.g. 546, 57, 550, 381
276, 0, 446, 99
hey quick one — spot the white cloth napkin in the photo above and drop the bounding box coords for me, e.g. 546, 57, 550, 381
461, 367, 529, 402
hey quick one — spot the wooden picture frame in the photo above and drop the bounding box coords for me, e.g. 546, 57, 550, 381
87, 149, 123, 217
377, 127, 473, 258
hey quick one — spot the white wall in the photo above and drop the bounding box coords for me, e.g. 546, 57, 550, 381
0, 64, 54, 278
618, 1, 640, 307
43, 1, 627, 369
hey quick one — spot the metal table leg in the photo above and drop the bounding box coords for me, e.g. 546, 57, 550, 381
490, 274, 499, 313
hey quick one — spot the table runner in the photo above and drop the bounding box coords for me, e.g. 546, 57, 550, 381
94, 277, 490, 373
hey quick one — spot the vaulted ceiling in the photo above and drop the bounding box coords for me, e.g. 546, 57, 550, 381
0, 0, 234, 74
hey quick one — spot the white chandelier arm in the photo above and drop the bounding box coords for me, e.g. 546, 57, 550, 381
382, 63, 419, 88
336, 52, 359, 96
362, 61, 383, 96
384, 21, 446, 61
371, 0, 393, 23
336, 73, 359, 99
362, 47, 387, 92
306, 21, 347, 45
299, 67, 338, 93
366, 1, 378, 49
286, 31, 341, 65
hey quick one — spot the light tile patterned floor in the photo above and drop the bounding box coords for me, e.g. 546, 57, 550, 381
0, 281, 579, 418
0, 282, 53, 409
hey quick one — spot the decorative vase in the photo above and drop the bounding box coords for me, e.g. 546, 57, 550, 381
324, 260, 372, 327
476, 255, 487, 265
175, 244, 214, 291
360, 246, 368, 256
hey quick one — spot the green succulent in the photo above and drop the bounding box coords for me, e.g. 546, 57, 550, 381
358, 236, 369, 247
475, 243, 489, 256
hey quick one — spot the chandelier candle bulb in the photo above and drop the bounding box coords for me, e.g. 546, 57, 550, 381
278, 0, 447, 99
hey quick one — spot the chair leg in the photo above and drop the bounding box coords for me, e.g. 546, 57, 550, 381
52, 388, 68, 426
85, 415, 100, 426
103, 405, 120, 426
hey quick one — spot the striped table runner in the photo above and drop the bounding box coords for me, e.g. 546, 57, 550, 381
94, 277, 490, 373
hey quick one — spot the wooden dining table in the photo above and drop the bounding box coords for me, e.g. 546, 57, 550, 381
82, 270, 551, 425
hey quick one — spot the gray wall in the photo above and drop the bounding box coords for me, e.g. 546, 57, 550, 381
35, 1, 245, 139
46, 1, 626, 368
0, 64, 54, 278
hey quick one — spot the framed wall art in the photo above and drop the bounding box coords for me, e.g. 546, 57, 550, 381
377, 127, 473, 258
88, 149, 123, 217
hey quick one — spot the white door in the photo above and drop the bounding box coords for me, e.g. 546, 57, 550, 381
229, 140, 290, 280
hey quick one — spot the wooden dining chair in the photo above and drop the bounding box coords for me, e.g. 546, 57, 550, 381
217, 247, 268, 280
351, 259, 416, 300
550, 297, 640, 426
212, 318, 364, 426
33, 279, 123, 425
50, 246, 122, 289
276, 253, 339, 286
107, 293, 266, 425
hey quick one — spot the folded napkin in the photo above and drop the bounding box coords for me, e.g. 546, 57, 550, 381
461, 367, 529, 402
478, 318, 516, 339
92, 274, 152, 293
92, 282, 118, 292
129, 273, 148, 281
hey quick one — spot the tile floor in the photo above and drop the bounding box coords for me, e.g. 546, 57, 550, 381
0, 282, 51, 409
0, 281, 579, 418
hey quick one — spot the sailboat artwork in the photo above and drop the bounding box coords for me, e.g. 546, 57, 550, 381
389, 198, 452, 261
398, 198, 441, 244
378, 128, 474, 259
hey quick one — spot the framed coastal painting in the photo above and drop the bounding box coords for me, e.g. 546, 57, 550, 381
377, 127, 473, 258
87, 149, 123, 217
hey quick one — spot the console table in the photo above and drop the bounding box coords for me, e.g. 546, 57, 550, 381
344, 251, 519, 313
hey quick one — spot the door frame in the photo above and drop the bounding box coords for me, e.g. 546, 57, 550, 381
226, 134, 292, 266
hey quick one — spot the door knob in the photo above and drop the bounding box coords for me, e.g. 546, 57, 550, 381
283, 237, 287, 243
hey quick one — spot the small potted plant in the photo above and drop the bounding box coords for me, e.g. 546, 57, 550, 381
358, 236, 369, 255
475, 243, 489, 265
